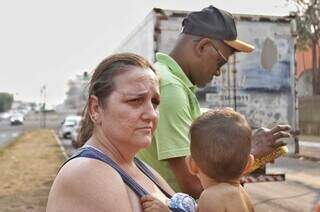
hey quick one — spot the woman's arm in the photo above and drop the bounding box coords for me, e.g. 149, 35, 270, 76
46, 158, 133, 212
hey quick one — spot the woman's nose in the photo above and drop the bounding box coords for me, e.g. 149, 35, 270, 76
142, 102, 158, 121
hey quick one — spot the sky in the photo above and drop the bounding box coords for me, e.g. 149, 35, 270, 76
0, 0, 296, 107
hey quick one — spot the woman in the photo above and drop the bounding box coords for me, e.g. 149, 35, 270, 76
46, 53, 175, 211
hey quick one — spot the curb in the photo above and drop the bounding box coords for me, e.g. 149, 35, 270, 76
287, 154, 320, 162
51, 130, 69, 160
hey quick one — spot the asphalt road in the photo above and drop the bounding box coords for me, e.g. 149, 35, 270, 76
246, 157, 320, 212
60, 137, 78, 156
0, 120, 21, 148
0, 112, 61, 149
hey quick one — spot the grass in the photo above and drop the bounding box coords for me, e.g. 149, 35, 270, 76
0, 129, 65, 212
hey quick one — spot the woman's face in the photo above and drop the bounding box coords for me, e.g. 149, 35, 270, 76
99, 66, 160, 150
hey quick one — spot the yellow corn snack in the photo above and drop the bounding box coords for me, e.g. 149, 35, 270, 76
250, 146, 288, 172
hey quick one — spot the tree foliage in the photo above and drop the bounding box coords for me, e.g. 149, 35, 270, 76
290, 0, 320, 94
291, 0, 320, 49
0, 93, 14, 112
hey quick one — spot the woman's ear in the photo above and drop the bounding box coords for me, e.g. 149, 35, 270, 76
88, 95, 101, 124
194, 38, 212, 57
242, 154, 254, 176
185, 155, 200, 176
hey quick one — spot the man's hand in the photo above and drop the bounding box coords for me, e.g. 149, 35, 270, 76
251, 125, 291, 159
141, 195, 171, 212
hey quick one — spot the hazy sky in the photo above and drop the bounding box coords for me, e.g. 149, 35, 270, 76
0, 0, 296, 106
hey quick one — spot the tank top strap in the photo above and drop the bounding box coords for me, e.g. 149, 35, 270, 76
62, 146, 148, 197
134, 158, 172, 199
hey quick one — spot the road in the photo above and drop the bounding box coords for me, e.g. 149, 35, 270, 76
0, 120, 21, 148
59, 137, 78, 156
246, 157, 320, 212
0, 112, 61, 149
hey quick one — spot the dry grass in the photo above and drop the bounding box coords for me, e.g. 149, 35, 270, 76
0, 129, 65, 212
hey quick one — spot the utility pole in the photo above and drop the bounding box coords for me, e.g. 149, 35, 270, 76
291, 17, 300, 154
40, 85, 47, 128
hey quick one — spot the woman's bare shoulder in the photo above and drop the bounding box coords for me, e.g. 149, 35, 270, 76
47, 157, 133, 212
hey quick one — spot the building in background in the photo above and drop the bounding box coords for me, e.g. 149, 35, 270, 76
296, 44, 320, 96
296, 44, 320, 135
61, 72, 89, 115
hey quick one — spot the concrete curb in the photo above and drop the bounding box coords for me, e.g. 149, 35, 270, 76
51, 130, 69, 160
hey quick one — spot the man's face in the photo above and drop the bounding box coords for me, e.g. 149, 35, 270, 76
193, 39, 234, 87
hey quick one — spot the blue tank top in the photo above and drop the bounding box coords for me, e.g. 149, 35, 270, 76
62, 146, 196, 212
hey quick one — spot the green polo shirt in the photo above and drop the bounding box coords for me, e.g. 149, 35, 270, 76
138, 53, 201, 192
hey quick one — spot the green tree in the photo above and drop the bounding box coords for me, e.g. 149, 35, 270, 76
0, 93, 14, 112
291, 0, 320, 94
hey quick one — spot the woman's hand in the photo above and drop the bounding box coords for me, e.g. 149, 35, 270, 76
141, 195, 171, 212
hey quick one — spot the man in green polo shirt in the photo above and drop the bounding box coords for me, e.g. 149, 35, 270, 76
138, 5, 291, 198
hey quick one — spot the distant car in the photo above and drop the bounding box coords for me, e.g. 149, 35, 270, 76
10, 114, 24, 125
70, 121, 81, 148
58, 115, 81, 139
0, 111, 12, 120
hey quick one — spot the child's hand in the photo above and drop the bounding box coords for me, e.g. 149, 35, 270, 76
141, 195, 171, 212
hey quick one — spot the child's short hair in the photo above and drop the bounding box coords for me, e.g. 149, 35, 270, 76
190, 108, 252, 182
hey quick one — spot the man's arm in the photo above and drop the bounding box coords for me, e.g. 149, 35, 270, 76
251, 125, 291, 159
167, 156, 203, 199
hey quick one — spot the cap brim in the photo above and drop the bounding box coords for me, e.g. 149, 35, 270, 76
223, 39, 255, 53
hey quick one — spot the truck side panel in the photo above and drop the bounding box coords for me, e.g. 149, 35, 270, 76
116, 9, 297, 153
115, 11, 156, 63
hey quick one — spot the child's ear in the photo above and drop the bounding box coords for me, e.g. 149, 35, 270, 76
242, 154, 254, 176
185, 155, 200, 175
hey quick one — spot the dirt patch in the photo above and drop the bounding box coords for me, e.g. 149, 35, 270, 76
0, 129, 65, 212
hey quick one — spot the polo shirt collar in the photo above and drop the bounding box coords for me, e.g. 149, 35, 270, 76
156, 53, 196, 92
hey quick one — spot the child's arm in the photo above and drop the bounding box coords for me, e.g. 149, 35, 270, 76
140, 195, 171, 212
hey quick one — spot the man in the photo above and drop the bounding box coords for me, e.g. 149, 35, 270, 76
138, 5, 290, 198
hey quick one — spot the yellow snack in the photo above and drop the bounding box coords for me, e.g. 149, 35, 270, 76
250, 146, 288, 172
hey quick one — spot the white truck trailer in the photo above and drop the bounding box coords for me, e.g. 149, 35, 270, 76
116, 8, 299, 183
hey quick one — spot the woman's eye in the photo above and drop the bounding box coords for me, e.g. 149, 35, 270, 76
152, 99, 160, 109
129, 98, 143, 105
